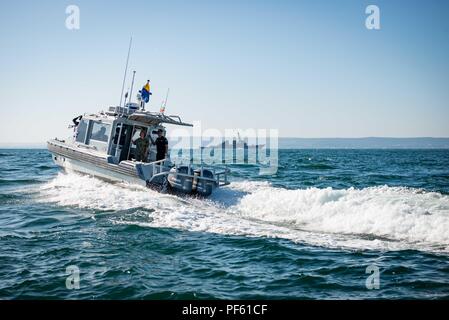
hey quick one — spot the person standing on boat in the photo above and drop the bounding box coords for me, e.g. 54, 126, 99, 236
132, 130, 149, 162
150, 129, 168, 162
72, 115, 82, 139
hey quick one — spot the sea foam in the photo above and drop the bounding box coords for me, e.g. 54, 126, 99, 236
37, 173, 449, 253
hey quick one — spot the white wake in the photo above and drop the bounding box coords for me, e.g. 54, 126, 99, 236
37, 173, 449, 253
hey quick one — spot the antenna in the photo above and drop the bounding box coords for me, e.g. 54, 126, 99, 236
119, 37, 132, 110
160, 88, 170, 113
128, 71, 136, 105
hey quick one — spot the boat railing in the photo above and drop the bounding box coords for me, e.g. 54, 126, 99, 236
190, 157, 230, 180
198, 163, 230, 186
173, 156, 230, 185
146, 158, 230, 187
149, 158, 166, 176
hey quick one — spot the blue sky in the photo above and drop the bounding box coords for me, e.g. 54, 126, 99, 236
0, 0, 448, 143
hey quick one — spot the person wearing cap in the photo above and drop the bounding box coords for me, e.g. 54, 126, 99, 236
150, 129, 168, 161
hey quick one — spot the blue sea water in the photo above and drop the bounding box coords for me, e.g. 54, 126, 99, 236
0, 149, 449, 299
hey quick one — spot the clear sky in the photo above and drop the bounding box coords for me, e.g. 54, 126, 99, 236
0, 0, 448, 143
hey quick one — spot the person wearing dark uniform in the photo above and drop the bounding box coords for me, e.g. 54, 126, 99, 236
150, 129, 168, 161
132, 130, 149, 162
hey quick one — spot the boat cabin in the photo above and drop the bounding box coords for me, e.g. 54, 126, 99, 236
73, 103, 192, 164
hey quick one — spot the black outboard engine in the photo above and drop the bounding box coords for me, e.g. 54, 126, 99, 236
193, 169, 216, 196
167, 166, 193, 193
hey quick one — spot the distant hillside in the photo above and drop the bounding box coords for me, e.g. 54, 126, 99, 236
278, 138, 449, 149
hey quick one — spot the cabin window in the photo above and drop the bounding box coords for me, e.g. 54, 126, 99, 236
90, 122, 111, 143
87, 121, 111, 153
75, 119, 88, 143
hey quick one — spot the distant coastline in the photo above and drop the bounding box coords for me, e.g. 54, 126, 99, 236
278, 137, 449, 149
1, 137, 449, 149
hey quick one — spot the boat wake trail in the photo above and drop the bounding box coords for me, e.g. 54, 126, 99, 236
38, 173, 449, 253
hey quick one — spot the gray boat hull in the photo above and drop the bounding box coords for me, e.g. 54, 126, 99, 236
48, 140, 152, 187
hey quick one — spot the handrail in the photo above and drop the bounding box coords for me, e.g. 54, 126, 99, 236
172, 156, 229, 170
146, 163, 230, 186
166, 114, 183, 123
141, 158, 230, 187
150, 158, 166, 176
148, 170, 230, 185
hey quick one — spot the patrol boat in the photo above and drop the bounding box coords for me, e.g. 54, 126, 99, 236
47, 102, 230, 196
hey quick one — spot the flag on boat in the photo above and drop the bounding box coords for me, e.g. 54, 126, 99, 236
141, 80, 151, 103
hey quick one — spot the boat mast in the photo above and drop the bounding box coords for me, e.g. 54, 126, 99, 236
119, 37, 132, 110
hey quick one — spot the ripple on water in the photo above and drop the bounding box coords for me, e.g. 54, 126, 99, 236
1, 149, 449, 299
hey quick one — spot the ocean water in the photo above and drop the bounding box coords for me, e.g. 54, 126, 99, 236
0, 148, 449, 299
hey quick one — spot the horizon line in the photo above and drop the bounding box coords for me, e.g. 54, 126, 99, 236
1, 136, 449, 145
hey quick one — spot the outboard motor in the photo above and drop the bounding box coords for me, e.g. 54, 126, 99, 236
193, 169, 216, 197
167, 166, 193, 193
